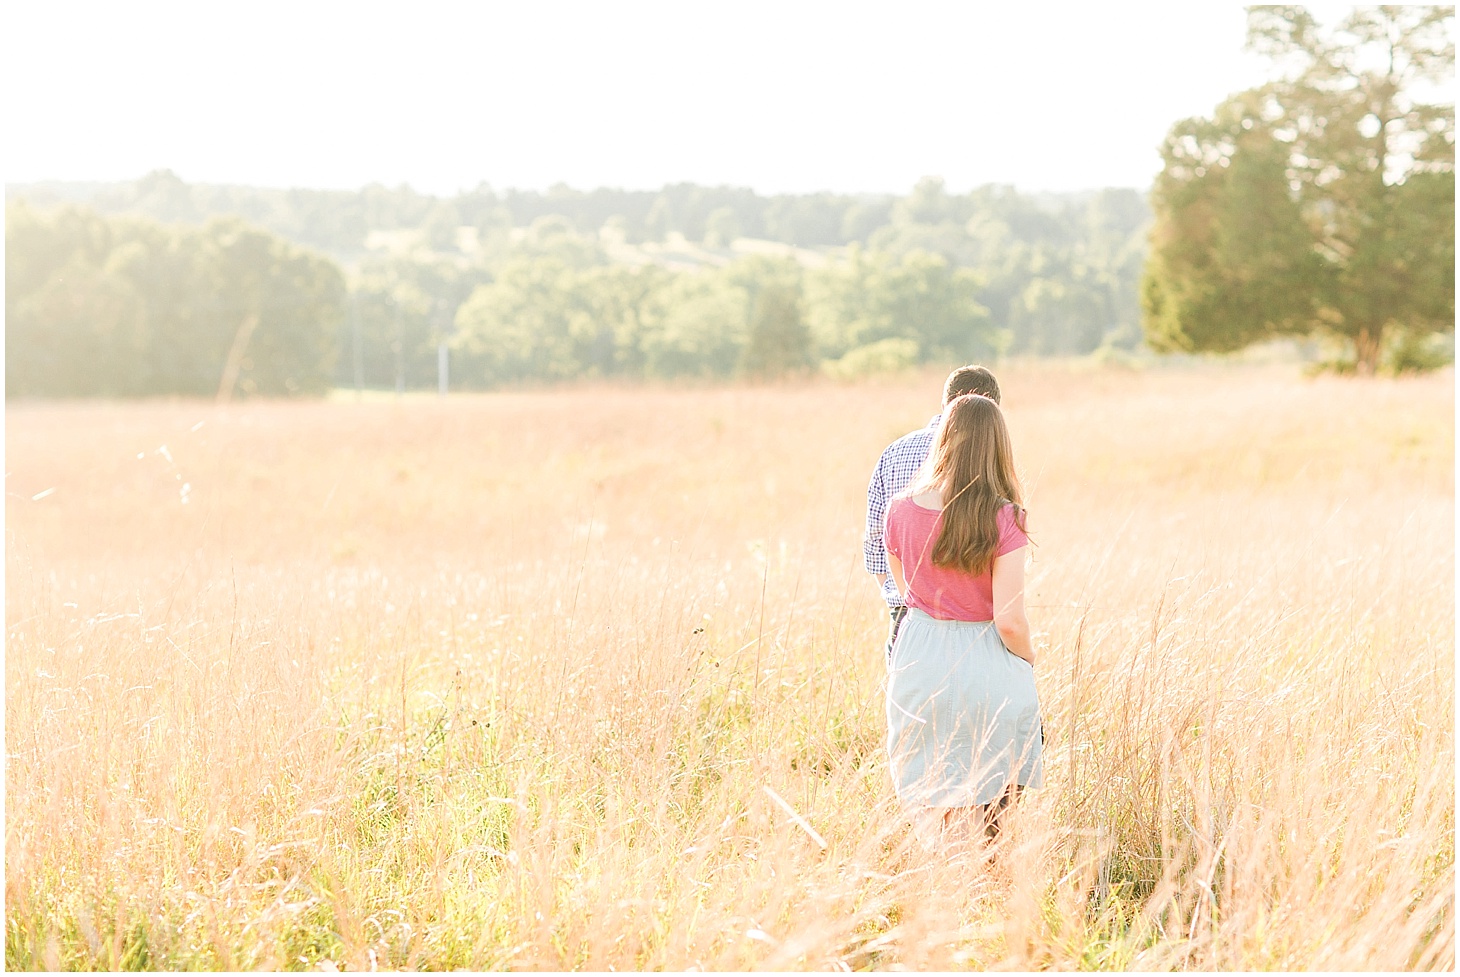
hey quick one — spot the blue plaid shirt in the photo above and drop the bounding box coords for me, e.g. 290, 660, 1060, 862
864, 414, 941, 607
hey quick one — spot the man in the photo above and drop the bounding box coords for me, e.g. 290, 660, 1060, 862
864, 365, 1002, 661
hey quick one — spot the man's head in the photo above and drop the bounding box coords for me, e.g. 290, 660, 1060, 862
943, 365, 1000, 405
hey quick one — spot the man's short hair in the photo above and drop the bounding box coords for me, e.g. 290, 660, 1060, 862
943, 365, 1000, 405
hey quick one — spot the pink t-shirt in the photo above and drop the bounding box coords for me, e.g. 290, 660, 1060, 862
884, 499, 1028, 621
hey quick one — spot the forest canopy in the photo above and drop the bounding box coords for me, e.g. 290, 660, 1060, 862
7, 174, 1152, 396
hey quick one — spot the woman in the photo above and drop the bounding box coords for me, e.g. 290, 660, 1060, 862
883, 393, 1042, 841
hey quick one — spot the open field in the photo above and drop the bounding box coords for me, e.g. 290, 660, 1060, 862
6, 364, 1454, 970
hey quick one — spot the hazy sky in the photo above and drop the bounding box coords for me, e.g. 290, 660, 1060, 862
5, 2, 1362, 197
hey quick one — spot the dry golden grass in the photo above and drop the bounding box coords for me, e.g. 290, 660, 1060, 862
6, 363, 1454, 971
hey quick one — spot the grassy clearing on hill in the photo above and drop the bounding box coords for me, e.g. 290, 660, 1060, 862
6, 364, 1453, 970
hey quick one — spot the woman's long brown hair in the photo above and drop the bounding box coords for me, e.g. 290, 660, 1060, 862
908, 394, 1025, 575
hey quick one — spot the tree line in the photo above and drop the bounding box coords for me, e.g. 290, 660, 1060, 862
7, 178, 1148, 397
7, 201, 1009, 395
450, 243, 998, 385
7, 204, 343, 398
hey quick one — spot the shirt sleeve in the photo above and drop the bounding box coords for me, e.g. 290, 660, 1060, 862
883, 503, 901, 560
996, 504, 1029, 556
863, 453, 890, 575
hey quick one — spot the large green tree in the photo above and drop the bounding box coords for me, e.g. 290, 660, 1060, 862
1144, 5, 1455, 372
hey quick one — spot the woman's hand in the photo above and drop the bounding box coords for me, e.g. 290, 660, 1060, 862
888, 552, 907, 598
991, 547, 1035, 665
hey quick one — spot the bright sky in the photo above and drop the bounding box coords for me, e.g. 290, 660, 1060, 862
3, 2, 1361, 197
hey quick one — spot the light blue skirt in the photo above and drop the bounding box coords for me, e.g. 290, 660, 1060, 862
886, 608, 1044, 808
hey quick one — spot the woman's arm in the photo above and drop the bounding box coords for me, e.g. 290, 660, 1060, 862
888, 551, 908, 598
991, 547, 1034, 664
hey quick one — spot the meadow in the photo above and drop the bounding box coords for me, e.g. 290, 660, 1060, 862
5, 363, 1454, 971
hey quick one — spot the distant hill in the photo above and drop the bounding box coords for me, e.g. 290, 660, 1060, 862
7, 170, 1148, 272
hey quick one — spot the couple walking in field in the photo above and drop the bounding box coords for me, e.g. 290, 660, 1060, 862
864, 366, 1042, 843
